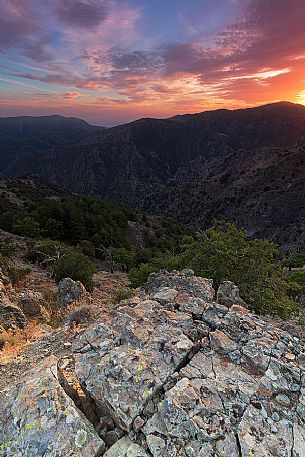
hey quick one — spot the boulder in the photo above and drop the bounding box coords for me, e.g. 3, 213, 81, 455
16, 289, 50, 321
104, 437, 150, 457
0, 356, 105, 457
0, 296, 26, 330
57, 277, 87, 309
217, 280, 247, 308
145, 269, 215, 303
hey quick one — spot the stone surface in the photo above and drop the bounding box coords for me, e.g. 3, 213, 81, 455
0, 296, 26, 330
16, 289, 49, 321
57, 277, 87, 308
144, 269, 215, 303
217, 280, 247, 308
75, 299, 194, 431
103, 437, 149, 457
0, 356, 105, 457
0, 270, 304, 457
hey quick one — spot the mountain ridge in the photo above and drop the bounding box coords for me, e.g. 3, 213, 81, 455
1, 102, 305, 247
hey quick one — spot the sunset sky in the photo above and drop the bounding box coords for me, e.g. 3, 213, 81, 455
0, 0, 305, 125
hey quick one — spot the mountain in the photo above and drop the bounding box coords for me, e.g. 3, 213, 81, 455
1, 102, 305, 247
0, 115, 105, 171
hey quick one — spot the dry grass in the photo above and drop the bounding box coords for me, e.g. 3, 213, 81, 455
41, 286, 63, 328
0, 321, 46, 360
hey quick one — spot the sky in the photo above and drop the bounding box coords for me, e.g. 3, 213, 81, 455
0, 0, 305, 125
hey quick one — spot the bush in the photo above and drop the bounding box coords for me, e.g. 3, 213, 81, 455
54, 252, 95, 291
25, 240, 64, 265
286, 271, 305, 299
128, 221, 299, 318
76, 240, 96, 257
111, 288, 133, 303
0, 239, 16, 258
13, 216, 41, 238
112, 248, 135, 270
129, 263, 157, 288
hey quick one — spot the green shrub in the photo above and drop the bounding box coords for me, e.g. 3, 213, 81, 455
112, 248, 135, 270
286, 271, 305, 299
283, 252, 305, 269
129, 221, 299, 318
76, 240, 96, 257
26, 240, 62, 264
111, 288, 133, 303
129, 263, 157, 288
13, 216, 41, 238
0, 239, 16, 258
54, 252, 95, 291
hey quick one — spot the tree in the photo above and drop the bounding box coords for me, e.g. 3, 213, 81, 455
128, 221, 298, 317
13, 216, 41, 238
54, 252, 95, 291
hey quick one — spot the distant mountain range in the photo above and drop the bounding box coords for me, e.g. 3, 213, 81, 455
1, 102, 305, 248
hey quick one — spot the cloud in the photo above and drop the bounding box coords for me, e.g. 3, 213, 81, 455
63, 91, 81, 99
1, 0, 305, 123
0, 0, 36, 49
53, 0, 110, 28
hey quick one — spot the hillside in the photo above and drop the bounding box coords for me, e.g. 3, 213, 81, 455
0, 115, 105, 172
1, 102, 305, 246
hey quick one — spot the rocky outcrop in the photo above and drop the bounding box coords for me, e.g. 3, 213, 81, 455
0, 297, 26, 330
16, 289, 50, 322
0, 270, 304, 456
217, 281, 247, 308
57, 277, 88, 309
0, 356, 105, 456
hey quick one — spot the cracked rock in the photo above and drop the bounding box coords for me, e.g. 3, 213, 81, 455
0, 356, 105, 457
0, 270, 304, 457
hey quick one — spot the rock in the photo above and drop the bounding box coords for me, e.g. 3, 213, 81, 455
209, 329, 238, 353
133, 415, 145, 432
1, 270, 304, 457
75, 301, 195, 431
0, 296, 26, 330
57, 277, 87, 309
145, 270, 215, 303
104, 437, 150, 456
16, 289, 50, 321
217, 280, 247, 308
0, 356, 105, 456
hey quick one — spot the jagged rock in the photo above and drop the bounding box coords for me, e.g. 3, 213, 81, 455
1, 271, 304, 457
16, 289, 50, 321
144, 270, 215, 303
217, 280, 247, 308
75, 300, 194, 431
0, 356, 105, 456
103, 437, 150, 456
57, 277, 87, 309
0, 296, 26, 330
